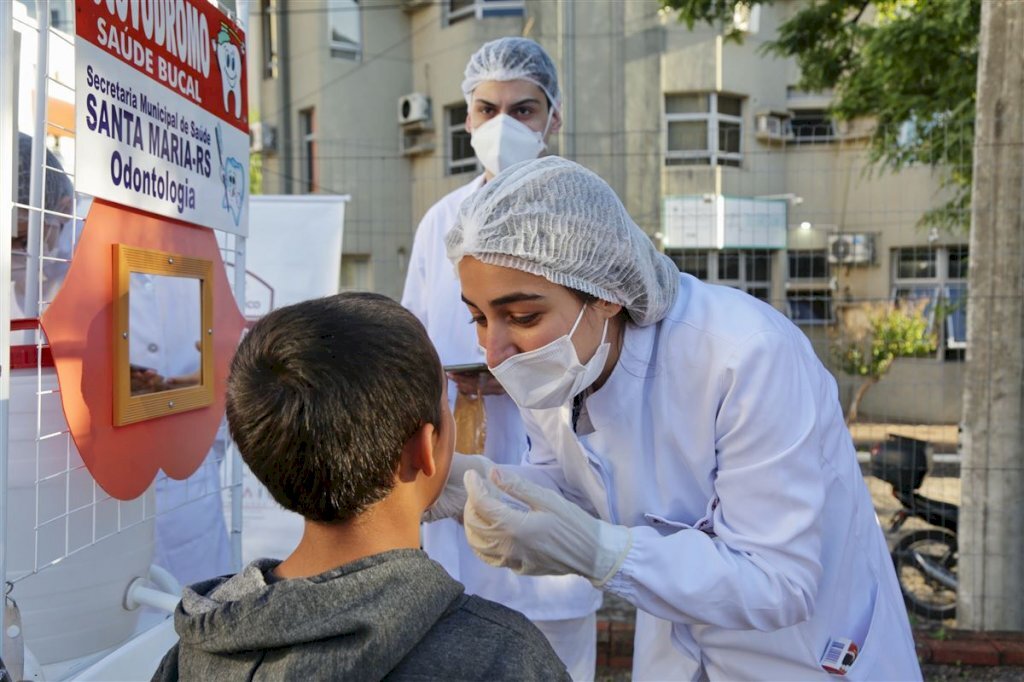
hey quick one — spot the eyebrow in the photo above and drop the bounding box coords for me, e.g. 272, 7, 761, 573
462, 292, 546, 308
474, 97, 542, 108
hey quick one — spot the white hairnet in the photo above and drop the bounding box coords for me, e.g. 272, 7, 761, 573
462, 37, 561, 112
446, 157, 679, 326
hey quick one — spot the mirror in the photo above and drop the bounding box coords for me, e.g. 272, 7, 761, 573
128, 273, 202, 395
114, 245, 214, 426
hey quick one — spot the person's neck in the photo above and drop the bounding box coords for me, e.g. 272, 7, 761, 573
273, 497, 421, 579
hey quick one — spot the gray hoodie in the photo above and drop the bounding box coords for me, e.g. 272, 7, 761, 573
152, 549, 570, 682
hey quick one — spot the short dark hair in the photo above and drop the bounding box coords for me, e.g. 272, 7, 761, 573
226, 293, 443, 523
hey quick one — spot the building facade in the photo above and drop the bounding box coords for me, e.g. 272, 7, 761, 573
251, 0, 966, 425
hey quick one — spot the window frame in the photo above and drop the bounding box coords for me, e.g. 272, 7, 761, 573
890, 245, 968, 357
298, 107, 316, 194
789, 108, 837, 144
669, 248, 772, 302
785, 249, 834, 325
664, 92, 744, 168
443, 0, 525, 26
445, 103, 479, 176
261, 0, 278, 78
327, 0, 362, 61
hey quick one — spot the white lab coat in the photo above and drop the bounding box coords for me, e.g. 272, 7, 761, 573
402, 178, 602, 630
517, 273, 921, 681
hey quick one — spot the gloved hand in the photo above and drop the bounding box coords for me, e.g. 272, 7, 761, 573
422, 453, 494, 523
463, 468, 633, 587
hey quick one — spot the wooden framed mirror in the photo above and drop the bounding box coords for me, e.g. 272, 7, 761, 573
113, 244, 214, 426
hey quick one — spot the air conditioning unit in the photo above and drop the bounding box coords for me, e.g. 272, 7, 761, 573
249, 121, 278, 154
398, 93, 432, 126
732, 3, 761, 33
828, 234, 875, 265
755, 113, 792, 142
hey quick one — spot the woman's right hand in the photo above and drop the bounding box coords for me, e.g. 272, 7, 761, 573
423, 453, 495, 523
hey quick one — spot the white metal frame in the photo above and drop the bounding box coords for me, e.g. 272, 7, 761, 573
890, 245, 968, 356
671, 248, 772, 301
443, 0, 525, 26
665, 92, 743, 167
786, 249, 835, 325
0, 1, 249, 664
327, 0, 362, 61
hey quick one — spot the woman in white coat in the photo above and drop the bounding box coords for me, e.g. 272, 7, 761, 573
404, 38, 602, 680
430, 156, 922, 681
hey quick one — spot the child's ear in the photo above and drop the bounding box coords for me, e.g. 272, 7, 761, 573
399, 422, 438, 482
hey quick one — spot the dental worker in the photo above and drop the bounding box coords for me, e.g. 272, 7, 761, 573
432, 156, 922, 681
403, 38, 600, 680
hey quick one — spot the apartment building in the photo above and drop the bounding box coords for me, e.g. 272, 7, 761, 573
251, 0, 966, 424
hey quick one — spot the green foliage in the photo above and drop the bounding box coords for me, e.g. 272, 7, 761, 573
660, 0, 979, 233
250, 152, 263, 196
832, 304, 937, 380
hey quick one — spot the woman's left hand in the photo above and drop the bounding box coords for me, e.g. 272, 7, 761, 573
463, 468, 632, 586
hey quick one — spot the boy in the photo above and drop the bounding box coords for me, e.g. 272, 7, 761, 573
153, 293, 569, 681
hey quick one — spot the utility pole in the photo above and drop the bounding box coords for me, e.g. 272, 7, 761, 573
959, 0, 1024, 631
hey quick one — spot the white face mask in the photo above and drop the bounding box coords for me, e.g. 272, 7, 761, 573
470, 113, 548, 176
490, 305, 610, 410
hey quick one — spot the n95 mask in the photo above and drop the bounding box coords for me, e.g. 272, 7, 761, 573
490, 305, 610, 410
470, 114, 547, 176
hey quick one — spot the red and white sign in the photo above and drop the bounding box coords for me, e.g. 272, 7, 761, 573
74, 0, 250, 235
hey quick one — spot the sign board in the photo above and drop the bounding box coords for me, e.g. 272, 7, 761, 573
74, 0, 250, 235
664, 195, 787, 250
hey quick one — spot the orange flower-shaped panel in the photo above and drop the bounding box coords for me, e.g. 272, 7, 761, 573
41, 200, 245, 500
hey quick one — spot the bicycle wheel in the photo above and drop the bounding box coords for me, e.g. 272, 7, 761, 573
892, 528, 957, 621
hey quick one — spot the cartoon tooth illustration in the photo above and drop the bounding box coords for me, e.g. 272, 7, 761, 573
215, 124, 246, 227
213, 26, 242, 119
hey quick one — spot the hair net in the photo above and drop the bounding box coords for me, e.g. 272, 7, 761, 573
462, 37, 561, 112
446, 157, 679, 326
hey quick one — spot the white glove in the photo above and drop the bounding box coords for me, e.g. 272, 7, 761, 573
463, 468, 633, 587
422, 453, 494, 523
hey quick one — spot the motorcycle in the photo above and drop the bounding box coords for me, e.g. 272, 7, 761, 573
869, 435, 959, 620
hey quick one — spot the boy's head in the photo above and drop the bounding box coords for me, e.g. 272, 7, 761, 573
226, 293, 453, 523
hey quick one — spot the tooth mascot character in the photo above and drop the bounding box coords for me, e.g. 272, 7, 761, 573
213, 27, 242, 119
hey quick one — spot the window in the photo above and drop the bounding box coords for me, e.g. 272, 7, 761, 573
340, 254, 373, 292
328, 0, 361, 60
669, 249, 772, 302
790, 109, 836, 144
261, 0, 279, 78
446, 104, 478, 176
786, 250, 833, 324
891, 246, 968, 359
444, 0, 525, 26
299, 108, 316, 193
665, 93, 743, 167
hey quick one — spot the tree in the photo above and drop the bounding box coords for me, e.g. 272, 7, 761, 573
830, 301, 937, 423
661, 0, 979, 233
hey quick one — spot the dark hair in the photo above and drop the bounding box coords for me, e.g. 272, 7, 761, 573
17, 133, 73, 210
226, 293, 443, 523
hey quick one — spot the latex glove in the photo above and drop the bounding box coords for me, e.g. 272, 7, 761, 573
422, 453, 494, 523
463, 468, 632, 587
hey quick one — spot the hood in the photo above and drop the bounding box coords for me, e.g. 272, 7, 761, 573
173, 549, 464, 678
